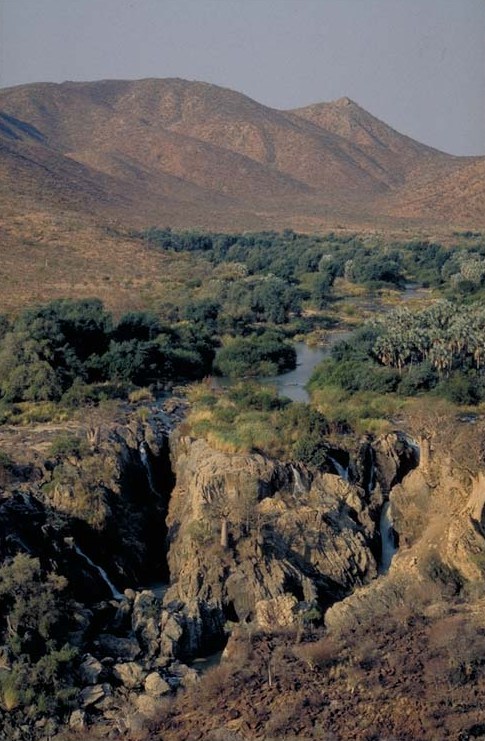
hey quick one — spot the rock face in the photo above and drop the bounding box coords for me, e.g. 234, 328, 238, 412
0, 404, 429, 739
325, 425, 485, 635
163, 434, 387, 649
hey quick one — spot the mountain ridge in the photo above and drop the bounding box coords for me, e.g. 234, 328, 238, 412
0, 77, 483, 230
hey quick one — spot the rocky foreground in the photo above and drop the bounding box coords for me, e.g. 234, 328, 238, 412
0, 400, 484, 740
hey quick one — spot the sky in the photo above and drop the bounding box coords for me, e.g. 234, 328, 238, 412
1, 0, 484, 156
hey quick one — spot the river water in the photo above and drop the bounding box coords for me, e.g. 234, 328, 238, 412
250, 332, 351, 403
212, 283, 430, 403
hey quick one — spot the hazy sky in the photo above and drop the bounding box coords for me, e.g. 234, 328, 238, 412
1, 0, 484, 156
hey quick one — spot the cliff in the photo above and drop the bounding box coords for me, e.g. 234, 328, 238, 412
1, 403, 484, 738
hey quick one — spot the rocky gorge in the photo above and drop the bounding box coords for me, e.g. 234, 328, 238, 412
0, 394, 484, 739
0, 397, 406, 733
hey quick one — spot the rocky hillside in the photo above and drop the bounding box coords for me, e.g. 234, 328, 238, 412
1, 395, 485, 739
0, 400, 421, 738
1, 78, 483, 231
155, 416, 485, 741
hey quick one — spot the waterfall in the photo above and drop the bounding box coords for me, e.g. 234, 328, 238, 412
379, 502, 397, 574
139, 441, 158, 495
290, 464, 307, 495
367, 456, 377, 494
71, 542, 124, 600
367, 456, 376, 495
328, 456, 349, 481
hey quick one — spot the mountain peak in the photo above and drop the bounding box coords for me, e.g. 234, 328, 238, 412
0, 77, 483, 230
334, 96, 355, 107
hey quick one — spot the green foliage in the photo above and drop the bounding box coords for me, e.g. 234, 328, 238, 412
186, 384, 333, 462
187, 519, 213, 544
346, 250, 405, 288
97, 339, 163, 384
311, 268, 337, 308
183, 299, 221, 332
283, 404, 330, 467
0, 298, 215, 406
214, 331, 296, 378
49, 433, 89, 459
113, 311, 162, 342
44, 454, 115, 528
397, 361, 438, 396
0, 647, 77, 717
309, 358, 399, 395
310, 300, 485, 406
228, 382, 284, 411
0, 554, 79, 717
0, 554, 67, 652
60, 378, 130, 407
435, 371, 484, 406
1, 229, 482, 416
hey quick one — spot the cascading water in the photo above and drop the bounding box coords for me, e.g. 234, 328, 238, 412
328, 456, 349, 481
139, 441, 158, 495
70, 541, 124, 600
290, 464, 307, 495
367, 458, 376, 495
379, 501, 397, 574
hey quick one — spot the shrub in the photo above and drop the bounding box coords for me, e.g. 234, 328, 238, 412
228, 383, 283, 411
397, 361, 439, 396
434, 372, 484, 406
293, 637, 339, 669
214, 332, 296, 378
49, 433, 89, 459
128, 386, 154, 403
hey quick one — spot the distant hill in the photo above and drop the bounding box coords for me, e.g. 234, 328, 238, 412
0, 77, 484, 232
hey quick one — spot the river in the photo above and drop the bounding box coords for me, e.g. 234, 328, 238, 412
212, 283, 431, 403
248, 331, 352, 403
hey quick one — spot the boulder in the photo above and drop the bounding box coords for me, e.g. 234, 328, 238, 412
95, 633, 141, 661
79, 654, 103, 685
132, 693, 159, 718
113, 661, 145, 689
144, 671, 171, 697
159, 610, 184, 658
169, 660, 199, 687
255, 594, 298, 630
79, 683, 111, 708
132, 591, 162, 658
69, 709, 87, 730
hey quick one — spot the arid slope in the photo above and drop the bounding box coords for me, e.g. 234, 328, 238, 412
1, 78, 484, 230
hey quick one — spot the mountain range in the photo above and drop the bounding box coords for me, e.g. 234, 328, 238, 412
1, 77, 484, 232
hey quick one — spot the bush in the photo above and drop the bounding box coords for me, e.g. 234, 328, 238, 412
281, 404, 330, 468
228, 383, 283, 412
309, 358, 399, 394
113, 311, 162, 342
214, 332, 296, 378
397, 362, 439, 396
0, 298, 215, 406
49, 433, 89, 459
434, 372, 484, 406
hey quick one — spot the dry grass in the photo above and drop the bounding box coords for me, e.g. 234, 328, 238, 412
0, 209, 213, 316
154, 594, 485, 741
